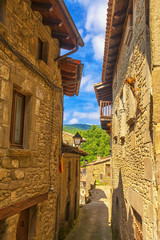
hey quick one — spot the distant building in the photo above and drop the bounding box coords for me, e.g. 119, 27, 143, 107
58, 132, 88, 237
80, 155, 111, 204
94, 0, 160, 239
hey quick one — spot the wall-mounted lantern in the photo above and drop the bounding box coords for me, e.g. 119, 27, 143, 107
73, 132, 82, 147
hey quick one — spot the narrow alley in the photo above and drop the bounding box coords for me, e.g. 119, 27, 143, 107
65, 186, 112, 240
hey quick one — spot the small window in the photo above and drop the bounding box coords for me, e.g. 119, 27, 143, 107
10, 90, 25, 147
68, 162, 71, 182
76, 160, 78, 177
0, 0, 6, 24
65, 202, 70, 221
37, 38, 49, 64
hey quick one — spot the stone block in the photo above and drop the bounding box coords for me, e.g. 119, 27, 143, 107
147, 202, 154, 224
144, 158, 153, 181
0, 168, 7, 180
11, 191, 16, 201
11, 160, 19, 168
131, 133, 135, 149
143, 89, 151, 109
0, 80, 12, 102
0, 63, 10, 81
10, 169, 25, 180
129, 188, 143, 217
154, 124, 160, 154
35, 98, 40, 115
36, 86, 44, 100
5, 214, 20, 240
1, 158, 12, 168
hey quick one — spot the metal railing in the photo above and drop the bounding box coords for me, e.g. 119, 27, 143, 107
100, 101, 112, 118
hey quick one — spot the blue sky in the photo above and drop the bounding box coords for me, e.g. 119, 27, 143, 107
63, 0, 108, 125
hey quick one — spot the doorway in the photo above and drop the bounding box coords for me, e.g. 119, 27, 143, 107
16, 208, 29, 240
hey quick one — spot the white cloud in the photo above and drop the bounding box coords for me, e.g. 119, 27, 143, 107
64, 112, 69, 121
92, 34, 105, 60
68, 118, 79, 124
73, 111, 99, 120
72, 0, 91, 6
85, 1, 107, 34
83, 33, 92, 43
78, 28, 84, 37
81, 75, 95, 92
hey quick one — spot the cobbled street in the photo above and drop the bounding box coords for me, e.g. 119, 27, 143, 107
65, 186, 112, 240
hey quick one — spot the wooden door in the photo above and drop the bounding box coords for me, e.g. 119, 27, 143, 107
16, 208, 29, 240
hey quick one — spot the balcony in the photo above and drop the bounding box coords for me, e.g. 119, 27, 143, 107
100, 101, 112, 131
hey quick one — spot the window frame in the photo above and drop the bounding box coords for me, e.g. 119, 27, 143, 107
10, 90, 25, 148
37, 38, 49, 64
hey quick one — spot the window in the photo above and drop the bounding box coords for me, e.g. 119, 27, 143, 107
68, 162, 71, 182
0, 0, 6, 24
65, 202, 70, 221
10, 90, 25, 147
76, 160, 78, 177
37, 38, 49, 64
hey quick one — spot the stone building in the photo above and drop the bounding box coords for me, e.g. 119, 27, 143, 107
0, 1, 84, 240
80, 155, 111, 204
58, 136, 88, 238
94, 0, 160, 239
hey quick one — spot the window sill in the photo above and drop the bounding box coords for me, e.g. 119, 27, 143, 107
7, 148, 31, 157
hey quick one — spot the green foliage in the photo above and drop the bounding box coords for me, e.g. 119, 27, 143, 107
63, 124, 101, 134
63, 125, 110, 165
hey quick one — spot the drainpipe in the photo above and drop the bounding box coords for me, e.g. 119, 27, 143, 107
56, 38, 79, 61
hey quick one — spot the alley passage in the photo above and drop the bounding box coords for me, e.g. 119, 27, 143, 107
65, 186, 112, 240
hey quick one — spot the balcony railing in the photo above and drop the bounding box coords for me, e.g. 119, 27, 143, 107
100, 101, 112, 118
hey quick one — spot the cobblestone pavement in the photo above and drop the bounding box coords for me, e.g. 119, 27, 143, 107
65, 186, 112, 240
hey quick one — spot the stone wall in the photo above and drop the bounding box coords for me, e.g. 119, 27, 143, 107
59, 153, 80, 236
80, 158, 111, 204
0, 0, 63, 239
111, 0, 156, 239
150, 0, 160, 238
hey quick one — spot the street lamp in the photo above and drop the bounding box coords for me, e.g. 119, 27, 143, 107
73, 132, 82, 147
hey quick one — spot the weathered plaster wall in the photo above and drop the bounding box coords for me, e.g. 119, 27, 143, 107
59, 153, 80, 233
0, 0, 63, 239
112, 0, 156, 239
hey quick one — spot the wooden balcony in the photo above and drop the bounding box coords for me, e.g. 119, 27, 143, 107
100, 101, 112, 131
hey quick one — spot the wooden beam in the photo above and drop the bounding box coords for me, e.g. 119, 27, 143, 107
43, 18, 62, 27
114, 9, 127, 17
108, 53, 117, 58
61, 71, 76, 79
52, 31, 69, 40
109, 44, 119, 50
110, 33, 122, 40
0, 193, 48, 221
59, 66, 77, 73
112, 22, 124, 29
59, 42, 75, 50
31, 2, 52, 12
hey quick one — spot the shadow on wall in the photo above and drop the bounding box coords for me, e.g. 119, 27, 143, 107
111, 170, 134, 240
